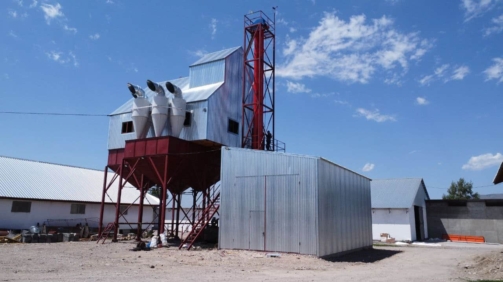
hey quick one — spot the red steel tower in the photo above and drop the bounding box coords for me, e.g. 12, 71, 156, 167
242, 11, 276, 151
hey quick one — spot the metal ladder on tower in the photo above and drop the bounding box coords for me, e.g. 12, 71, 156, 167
179, 191, 220, 250
96, 222, 115, 244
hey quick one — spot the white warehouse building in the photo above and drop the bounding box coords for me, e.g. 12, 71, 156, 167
371, 178, 430, 242
0, 156, 159, 231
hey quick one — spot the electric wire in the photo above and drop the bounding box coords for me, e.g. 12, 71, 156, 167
0, 111, 108, 117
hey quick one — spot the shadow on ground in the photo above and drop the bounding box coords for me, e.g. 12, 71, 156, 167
323, 248, 402, 263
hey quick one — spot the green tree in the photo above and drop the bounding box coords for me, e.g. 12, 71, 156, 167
148, 186, 162, 199
442, 178, 480, 200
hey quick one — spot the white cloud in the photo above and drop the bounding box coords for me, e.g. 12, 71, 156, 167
63, 25, 77, 34
416, 97, 429, 105
188, 49, 207, 58
362, 163, 375, 172
419, 74, 434, 85
334, 99, 349, 105
286, 81, 311, 93
355, 108, 396, 122
8, 9, 18, 18
69, 51, 78, 67
40, 3, 64, 24
450, 65, 470, 80
14, 0, 23, 7
420, 64, 470, 85
484, 14, 503, 36
484, 57, 503, 83
289, 27, 297, 33
29, 0, 38, 8
277, 18, 289, 26
461, 0, 498, 21
310, 92, 334, 98
434, 64, 450, 77
9, 30, 18, 38
277, 13, 431, 84
46, 50, 78, 67
89, 33, 100, 40
210, 18, 217, 39
384, 73, 403, 85
46, 51, 62, 62
462, 153, 503, 170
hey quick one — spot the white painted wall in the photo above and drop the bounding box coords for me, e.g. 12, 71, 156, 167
408, 207, 417, 241
412, 184, 429, 239
0, 199, 156, 232
372, 208, 412, 241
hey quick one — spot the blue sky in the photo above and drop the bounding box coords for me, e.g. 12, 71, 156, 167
1, 0, 503, 199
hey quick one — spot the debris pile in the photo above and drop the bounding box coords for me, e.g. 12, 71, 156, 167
380, 233, 396, 243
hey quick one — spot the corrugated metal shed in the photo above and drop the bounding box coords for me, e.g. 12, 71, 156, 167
190, 46, 241, 66
0, 156, 159, 205
371, 178, 429, 209
219, 147, 372, 257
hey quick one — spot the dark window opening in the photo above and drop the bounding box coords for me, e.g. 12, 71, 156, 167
70, 204, 86, 214
228, 119, 239, 134
120, 205, 129, 215
183, 112, 192, 127
485, 201, 503, 207
121, 121, 134, 134
11, 201, 31, 213
447, 201, 467, 207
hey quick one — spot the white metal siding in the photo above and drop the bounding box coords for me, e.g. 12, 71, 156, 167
207, 50, 243, 147
413, 183, 429, 239
317, 159, 372, 257
108, 101, 209, 150
189, 60, 225, 88
372, 208, 412, 241
0, 199, 155, 230
220, 148, 372, 257
108, 113, 141, 150
219, 148, 318, 255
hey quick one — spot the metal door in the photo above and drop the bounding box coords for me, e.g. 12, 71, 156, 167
265, 175, 300, 253
249, 211, 265, 250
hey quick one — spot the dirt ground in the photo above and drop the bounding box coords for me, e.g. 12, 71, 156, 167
1, 241, 502, 281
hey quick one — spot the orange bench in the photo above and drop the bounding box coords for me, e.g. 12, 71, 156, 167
442, 234, 485, 243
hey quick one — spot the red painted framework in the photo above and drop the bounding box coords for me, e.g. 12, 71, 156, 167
242, 11, 276, 150
98, 136, 221, 241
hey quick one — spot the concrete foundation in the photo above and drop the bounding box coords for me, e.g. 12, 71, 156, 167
426, 200, 503, 243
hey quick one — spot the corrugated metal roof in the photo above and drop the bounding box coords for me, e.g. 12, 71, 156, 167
371, 178, 427, 208
190, 46, 241, 66
110, 78, 223, 116
0, 156, 159, 205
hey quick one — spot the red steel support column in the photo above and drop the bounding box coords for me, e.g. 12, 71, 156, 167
171, 193, 176, 236
176, 194, 181, 239
98, 166, 109, 235
202, 189, 208, 222
159, 156, 168, 235
112, 161, 125, 242
136, 174, 145, 241
252, 24, 264, 150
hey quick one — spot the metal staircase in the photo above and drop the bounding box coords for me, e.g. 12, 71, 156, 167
96, 222, 115, 244
179, 191, 220, 250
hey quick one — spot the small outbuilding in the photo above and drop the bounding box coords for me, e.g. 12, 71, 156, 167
219, 147, 372, 258
371, 178, 430, 242
0, 156, 159, 232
